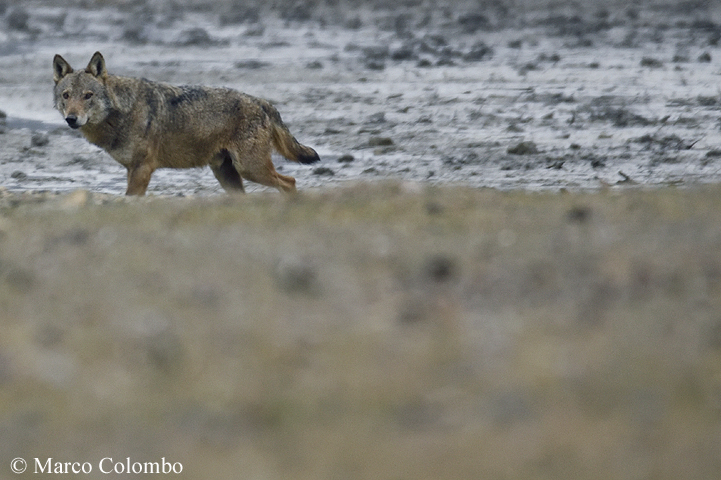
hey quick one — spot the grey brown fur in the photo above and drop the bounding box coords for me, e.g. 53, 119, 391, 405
53, 52, 319, 195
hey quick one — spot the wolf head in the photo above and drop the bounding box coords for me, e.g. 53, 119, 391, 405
53, 52, 111, 129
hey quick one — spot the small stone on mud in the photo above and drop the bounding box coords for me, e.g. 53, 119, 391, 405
337, 154, 354, 163
640, 57, 663, 68
313, 167, 335, 176
391, 45, 416, 61
507, 141, 539, 155
590, 158, 606, 169
11, 170, 27, 180
364, 60, 385, 70
31, 132, 49, 147
368, 137, 394, 147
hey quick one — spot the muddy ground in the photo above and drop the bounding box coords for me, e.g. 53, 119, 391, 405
1, 1, 721, 479
3, 0, 721, 193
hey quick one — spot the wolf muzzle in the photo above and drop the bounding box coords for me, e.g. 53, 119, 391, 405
65, 115, 81, 129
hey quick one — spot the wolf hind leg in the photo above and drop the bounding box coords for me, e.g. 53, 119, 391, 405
210, 150, 245, 193
232, 141, 297, 194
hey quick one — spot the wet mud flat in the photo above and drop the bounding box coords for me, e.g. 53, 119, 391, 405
1, 1, 721, 479
1, 183, 721, 479
2, 0, 721, 193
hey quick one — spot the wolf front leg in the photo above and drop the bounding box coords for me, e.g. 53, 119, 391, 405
125, 162, 155, 195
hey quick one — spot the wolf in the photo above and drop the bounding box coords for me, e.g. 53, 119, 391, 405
53, 52, 319, 195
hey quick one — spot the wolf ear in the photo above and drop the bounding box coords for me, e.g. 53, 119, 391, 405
85, 51, 107, 80
53, 54, 73, 84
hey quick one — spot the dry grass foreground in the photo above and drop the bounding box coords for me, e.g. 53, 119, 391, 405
1, 182, 720, 479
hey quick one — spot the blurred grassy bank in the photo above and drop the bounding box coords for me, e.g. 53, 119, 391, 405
1, 182, 720, 479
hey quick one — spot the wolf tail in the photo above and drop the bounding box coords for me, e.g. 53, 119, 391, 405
261, 101, 320, 164
270, 121, 320, 164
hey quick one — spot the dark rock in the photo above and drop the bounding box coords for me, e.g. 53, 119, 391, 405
507, 141, 539, 155
697, 95, 717, 106
31, 132, 49, 147
364, 60, 385, 71
368, 137, 394, 147
672, 54, 690, 63
312, 167, 335, 176
590, 157, 606, 169
391, 44, 417, 61
640, 57, 664, 68
538, 52, 562, 63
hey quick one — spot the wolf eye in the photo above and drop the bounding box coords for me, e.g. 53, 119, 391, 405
84, 92, 94, 100
62, 92, 70, 100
